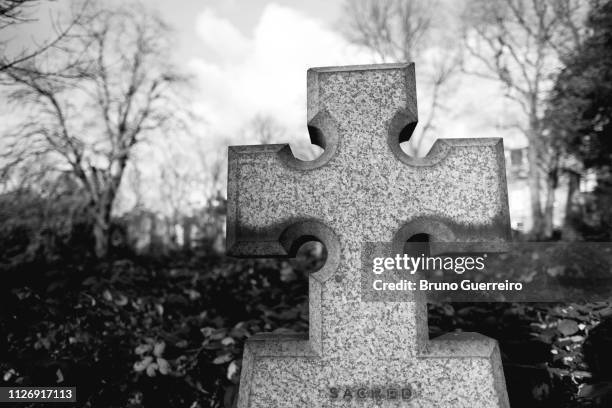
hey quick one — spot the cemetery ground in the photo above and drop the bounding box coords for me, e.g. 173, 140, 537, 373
3, 241, 612, 408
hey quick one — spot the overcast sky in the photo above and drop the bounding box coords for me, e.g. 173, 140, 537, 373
1, 0, 529, 214
1, 0, 526, 147
158, 0, 526, 149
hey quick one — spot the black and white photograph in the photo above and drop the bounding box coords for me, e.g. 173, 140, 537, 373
1, 0, 612, 407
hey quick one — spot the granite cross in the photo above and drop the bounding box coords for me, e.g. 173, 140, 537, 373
227, 63, 512, 407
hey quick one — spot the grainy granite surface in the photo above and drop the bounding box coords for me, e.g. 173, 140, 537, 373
227, 63, 512, 407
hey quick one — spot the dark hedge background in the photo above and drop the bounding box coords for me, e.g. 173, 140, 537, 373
3, 240, 612, 408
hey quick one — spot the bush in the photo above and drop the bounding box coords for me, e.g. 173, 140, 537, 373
0, 244, 321, 407
2, 243, 610, 407
0, 189, 93, 269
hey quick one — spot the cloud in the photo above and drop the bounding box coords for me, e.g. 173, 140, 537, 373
187, 2, 527, 157
189, 3, 371, 147
194, 9, 250, 61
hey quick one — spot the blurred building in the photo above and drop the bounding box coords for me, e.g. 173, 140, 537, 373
505, 147, 564, 233
504, 147, 596, 235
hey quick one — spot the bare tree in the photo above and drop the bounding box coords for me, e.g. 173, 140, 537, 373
461, 0, 587, 238
0, 0, 81, 73
1, 0, 35, 24
245, 114, 286, 144
341, 0, 459, 156
242, 113, 322, 160
1, 2, 190, 257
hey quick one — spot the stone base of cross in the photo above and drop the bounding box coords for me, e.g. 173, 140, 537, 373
227, 63, 511, 407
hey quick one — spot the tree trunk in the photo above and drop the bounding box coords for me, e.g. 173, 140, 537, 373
93, 214, 111, 258
92, 192, 115, 259
526, 121, 544, 238
562, 171, 581, 240
543, 170, 558, 238
182, 217, 193, 251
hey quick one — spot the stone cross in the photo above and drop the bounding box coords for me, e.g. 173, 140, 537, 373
227, 64, 512, 407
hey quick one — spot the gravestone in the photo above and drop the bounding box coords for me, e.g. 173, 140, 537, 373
227, 63, 512, 407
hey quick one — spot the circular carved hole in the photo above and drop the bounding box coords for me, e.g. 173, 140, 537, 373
404, 233, 431, 257
290, 143, 324, 161
399, 137, 436, 158
288, 241, 327, 274
287, 125, 325, 161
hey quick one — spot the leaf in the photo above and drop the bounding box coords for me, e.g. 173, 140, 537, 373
535, 328, 557, 344
103, 290, 113, 302
598, 307, 612, 318
229, 323, 249, 339
572, 370, 592, 379
213, 354, 232, 365
201, 327, 215, 337
135, 344, 152, 355
55, 369, 64, 384
155, 304, 164, 316
157, 358, 170, 375
221, 337, 235, 346
82, 277, 97, 286
134, 356, 153, 372
442, 304, 455, 316
153, 341, 165, 357
210, 329, 228, 341
175, 340, 188, 348
185, 289, 201, 301
557, 319, 580, 336
578, 381, 612, 399
146, 362, 158, 377
227, 360, 240, 383
3, 369, 15, 382
115, 294, 128, 306
547, 265, 565, 277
